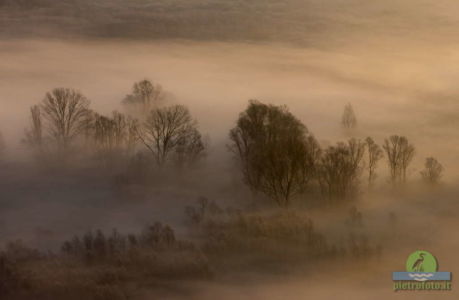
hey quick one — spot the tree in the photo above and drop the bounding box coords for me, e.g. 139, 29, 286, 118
229, 100, 321, 207
80, 110, 96, 148
174, 129, 206, 168
420, 157, 443, 184
341, 103, 357, 129
318, 138, 365, 202
41, 88, 90, 151
24, 105, 43, 151
122, 79, 165, 115
93, 114, 117, 162
365, 137, 383, 186
383, 135, 415, 184
93, 111, 138, 165
138, 105, 205, 166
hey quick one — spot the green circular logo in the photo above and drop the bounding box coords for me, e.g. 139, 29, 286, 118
406, 250, 437, 272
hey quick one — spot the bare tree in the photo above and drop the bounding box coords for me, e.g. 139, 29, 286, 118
81, 110, 96, 148
229, 100, 321, 207
383, 135, 415, 184
399, 139, 415, 183
318, 138, 365, 202
138, 105, 205, 166
41, 88, 90, 151
341, 103, 357, 129
92, 111, 138, 166
126, 115, 139, 155
365, 137, 383, 186
23, 105, 45, 156
93, 114, 117, 160
420, 157, 443, 184
123, 79, 165, 115
174, 129, 206, 168
302, 135, 322, 182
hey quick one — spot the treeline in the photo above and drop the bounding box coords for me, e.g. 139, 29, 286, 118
22, 80, 206, 173
229, 100, 443, 206
0, 79, 442, 207
0, 206, 383, 299
184, 198, 380, 263
0, 222, 209, 299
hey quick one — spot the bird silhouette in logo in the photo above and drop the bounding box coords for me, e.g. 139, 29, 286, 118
412, 252, 425, 272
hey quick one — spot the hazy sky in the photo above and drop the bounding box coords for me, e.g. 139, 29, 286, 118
2, 35, 459, 178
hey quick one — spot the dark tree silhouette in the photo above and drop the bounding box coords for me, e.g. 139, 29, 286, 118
383, 135, 415, 184
23, 104, 46, 158
138, 105, 205, 166
174, 128, 206, 168
123, 79, 165, 115
341, 103, 357, 129
24, 105, 43, 148
92, 111, 138, 165
318, 138, 365, 202
40, 88, 90, 151
229, 100, 320, 207
365, 137, 383, 186
420, 157, 443, 184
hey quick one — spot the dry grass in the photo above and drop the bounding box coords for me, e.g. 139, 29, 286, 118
0, 207, 382, 299
0, 223, 210, 300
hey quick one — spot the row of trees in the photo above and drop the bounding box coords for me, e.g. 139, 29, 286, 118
17, 81, 444, 207
23, 82, 206, 169
341, 104, 443, 184
229, 100, 443, 207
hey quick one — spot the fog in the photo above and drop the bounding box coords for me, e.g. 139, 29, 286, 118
2, 38, 459, 174
1, 0, 459, 299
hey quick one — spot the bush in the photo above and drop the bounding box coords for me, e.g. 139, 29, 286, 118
198, 211, 331, 268
0, 223, 210, 299
0, 254, 30, 297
